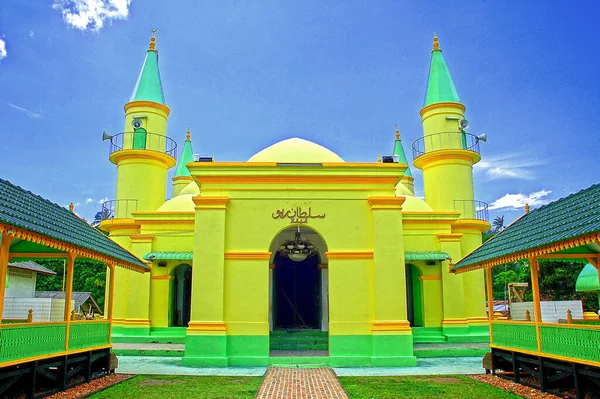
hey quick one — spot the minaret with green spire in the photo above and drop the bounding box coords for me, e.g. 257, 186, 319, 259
414, 35, 490, 342
107, 32, 177, 338
172, 129, 195, 197
393, 125, 414, 194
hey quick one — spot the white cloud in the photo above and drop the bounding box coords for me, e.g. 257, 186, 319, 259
85, 197, 93, 204
97, 197, 109, 205
0, 38, 7, 60
29, 31, 35, 38
52, 0, 132, 32
474, 153, 547, 181
488, 190, 552, 211
6, 103, 42, 118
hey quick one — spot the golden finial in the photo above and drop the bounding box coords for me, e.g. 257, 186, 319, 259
525, 203, 530, 213
432, 33, 441, 52
69, 202, 75, 212
395, 124, 400, 140
377, 154, 382, 163
149, 30, 157, 51
186, 128, 191, 141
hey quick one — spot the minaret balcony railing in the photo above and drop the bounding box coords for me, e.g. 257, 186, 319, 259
454, 200, 489, 222
100, 199, 138, 221
412, 131, 481, 160
108, 132, 178, 159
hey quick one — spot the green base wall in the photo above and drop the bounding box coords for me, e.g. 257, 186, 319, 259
112, 326, 187, 344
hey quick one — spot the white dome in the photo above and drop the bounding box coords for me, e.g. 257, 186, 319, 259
248, 138, 344, 163
399, 196, 434, 212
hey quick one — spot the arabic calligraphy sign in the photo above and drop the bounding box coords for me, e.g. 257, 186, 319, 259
272, 207, 325, 224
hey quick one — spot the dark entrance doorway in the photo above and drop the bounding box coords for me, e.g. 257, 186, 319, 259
406, 264, 423, 327
172, 264, 192, 327
273, 252, 320, 330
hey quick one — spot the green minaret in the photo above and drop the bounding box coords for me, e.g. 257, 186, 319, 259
393, 126, 414, 194
172, 129, 195, 196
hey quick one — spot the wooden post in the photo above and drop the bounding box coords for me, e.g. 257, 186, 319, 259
27, 309, 33, 323
525, 310, 531, 322
485, 267, 494, 343
107, 264, 115, 344
0, 234, 15, 321
567, 309, 573, 324
529, 257, 543, 353
64, 252, 76, 351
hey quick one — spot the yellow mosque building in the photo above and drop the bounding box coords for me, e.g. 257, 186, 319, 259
101, 34, 491, 367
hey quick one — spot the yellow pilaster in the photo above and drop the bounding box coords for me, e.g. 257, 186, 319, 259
368, 196, 410, 330
0, 234, 14, 321
438, 233, 469, 334
419, 275, 443, 327
124, 235, 153, 334
189, 196, 229, 329
150, 274, 172, 327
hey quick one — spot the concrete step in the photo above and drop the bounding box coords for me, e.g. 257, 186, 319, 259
270, 343, 329, 351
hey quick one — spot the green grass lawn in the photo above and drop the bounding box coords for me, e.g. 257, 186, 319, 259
339, 375, 521, 399
88, 375, 262, 399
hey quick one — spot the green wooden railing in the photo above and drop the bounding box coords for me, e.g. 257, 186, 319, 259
492, 322, 538, 351
0, 321, 111, 364
540, 325, 600, 363
69, 321, 111, 350
0, 323, 67, 363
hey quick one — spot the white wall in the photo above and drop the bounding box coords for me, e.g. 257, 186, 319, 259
511, 301, 584, 323
5, 269, 36, 298
3, 298, 75, 322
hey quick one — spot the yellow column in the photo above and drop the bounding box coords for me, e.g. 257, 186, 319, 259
368, 196, 415, 366
183, 196, 229, 367
529, 257, 542, 352
0, 234, 14, 321
438, 233, 469, 339
64, 252, 76, 350
107, 264, 116, 344
485, 267, 494, 343
124, 235, 153, 335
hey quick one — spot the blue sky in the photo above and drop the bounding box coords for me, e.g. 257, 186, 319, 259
0, 1, 598, 224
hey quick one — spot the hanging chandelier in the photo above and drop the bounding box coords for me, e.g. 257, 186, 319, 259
278, 226, 317, 262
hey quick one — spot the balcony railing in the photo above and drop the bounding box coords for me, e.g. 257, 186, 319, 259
412, 131, 481, 160
454, 200, 489, 222
100, 199, 138, 221
108, 131, 177, 159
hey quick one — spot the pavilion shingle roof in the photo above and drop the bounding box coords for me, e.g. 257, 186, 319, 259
0, 178, 149, 271
8, 260, 56, 276
452, 184, 600, 272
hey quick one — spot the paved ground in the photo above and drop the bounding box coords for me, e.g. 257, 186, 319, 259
413, 342, 489, 350
116, 356, 484, 376
255, 367, 349, 399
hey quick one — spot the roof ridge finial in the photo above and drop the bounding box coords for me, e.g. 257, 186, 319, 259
377, 154, 382, 163
149, 29, 157, 51
186, 128, 191, 141
395, 124, 400, 140
69, 202, 75, 212
432, 33, 441, 52
525, 203, 530, 213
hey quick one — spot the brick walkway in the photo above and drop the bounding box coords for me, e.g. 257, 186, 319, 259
255, 367, 349, 399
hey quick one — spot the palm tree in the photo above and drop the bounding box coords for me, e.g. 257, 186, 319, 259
492, 215, 505, 233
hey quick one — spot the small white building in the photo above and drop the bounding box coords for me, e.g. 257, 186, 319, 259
3, 261, 72, 322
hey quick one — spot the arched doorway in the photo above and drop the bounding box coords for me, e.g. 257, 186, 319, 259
406, 264, 423, 327
269, 226, 328, 331
172, 264, 192, 327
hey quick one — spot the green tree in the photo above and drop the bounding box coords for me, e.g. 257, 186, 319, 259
34, 258, 106, 312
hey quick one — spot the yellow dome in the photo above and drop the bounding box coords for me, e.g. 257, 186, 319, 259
179, 181, 200, 196
395, 182, 413, 196
398, 195, 433, 212
156, 194, 195, 212
248, 138, 344, 163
